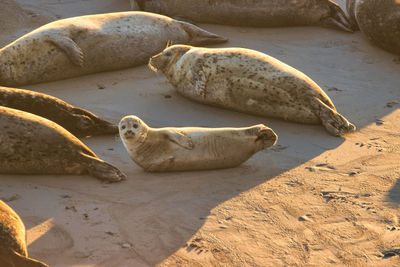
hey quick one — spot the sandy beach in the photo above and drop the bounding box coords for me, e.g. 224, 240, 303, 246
1, 0, 400, 266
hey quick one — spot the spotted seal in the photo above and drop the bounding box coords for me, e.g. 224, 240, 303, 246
0, 106, 126, 182
0, 200, 48, 267
0, 11, 227, 86
130, 0, 353, 32
0, 86, 117, 136
346, 0, 400, 55
119, 115, 277, 171
149, 45, 356, 137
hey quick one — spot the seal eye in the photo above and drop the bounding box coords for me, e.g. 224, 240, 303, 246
133, 124, 138, 129
121, 125, 126, 130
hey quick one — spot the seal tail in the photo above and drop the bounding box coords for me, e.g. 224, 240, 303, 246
254, 125, 278, 150
312, 97, 356, 137
80, 153, 127, 182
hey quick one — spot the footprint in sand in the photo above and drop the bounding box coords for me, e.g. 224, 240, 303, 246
305, 163, 336, 172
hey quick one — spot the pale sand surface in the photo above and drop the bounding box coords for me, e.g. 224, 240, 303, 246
1, 0, 400, 266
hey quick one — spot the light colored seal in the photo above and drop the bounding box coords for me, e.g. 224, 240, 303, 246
0, 200, 48, 267
149, 45, 356, 137
130, 0, 354, 32
346, 0, 400, 55
0, 106, 126, 182
0, 86, 117, 136
119, 115, 277, 172
0, 11, 227, 86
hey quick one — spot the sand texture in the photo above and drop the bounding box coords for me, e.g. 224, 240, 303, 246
0, 0, 400, 266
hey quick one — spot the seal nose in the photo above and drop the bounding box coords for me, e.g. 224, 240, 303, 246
124, 129, 135, 138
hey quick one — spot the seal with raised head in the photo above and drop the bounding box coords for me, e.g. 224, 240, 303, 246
119, 115, 277, 172
130, 0, 353, 32
0, 200, 48, 267
149, 45, 356, 137
0, 86, 117, 136
346, 0, 400, 55
0, 106, 126, 182
0, 11, 227, 86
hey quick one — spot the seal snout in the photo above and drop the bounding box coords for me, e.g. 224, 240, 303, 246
124, 129, 136, 139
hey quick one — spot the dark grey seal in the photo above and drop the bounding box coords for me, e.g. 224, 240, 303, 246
0, 86, 117, 137
130, 0, 353, 32
0, 11, 227, 86
0, 200, 48, 267
347, 0, 400, 55
0, 106, 126, 182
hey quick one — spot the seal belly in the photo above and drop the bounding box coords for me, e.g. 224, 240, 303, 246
167, 132, 256, 171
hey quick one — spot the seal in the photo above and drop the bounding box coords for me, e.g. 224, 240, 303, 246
0, 200, 49, 267
0, 106, 126, 182
149, 45, 356, 137
119, 115, 277, 172
130, 0, 353, 32
0, 86, 117, 137
346, 0, 400, 55
0, 11, 227, 86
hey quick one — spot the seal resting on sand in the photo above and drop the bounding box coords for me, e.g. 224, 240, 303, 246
0, 11, 227, 86
0, 86, 117, 136
0, 106, 126, 182
119, 115, 277, 172
149, 45, 356, 137
0, 200, 48, 267
130, 0, 353, 32
346, 0, 400, 55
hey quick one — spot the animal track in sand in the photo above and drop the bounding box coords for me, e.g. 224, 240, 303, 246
355, 138, 387, 152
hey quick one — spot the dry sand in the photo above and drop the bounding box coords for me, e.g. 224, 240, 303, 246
1, 0, 400, 266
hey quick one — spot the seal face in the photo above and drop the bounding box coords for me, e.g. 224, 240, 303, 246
149, 45, 356, 137
0, 106, 126, 182
0, 86, 117, 136
0, 200, 48, 267
0, 11, 226, 86
119, 115, 277, 172
131, 0, 353, 32
347, 0, 400, 55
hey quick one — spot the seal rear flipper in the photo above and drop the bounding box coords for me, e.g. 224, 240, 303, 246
45, 35, 84, 66
320, 2, 354, 32
172, 15, 197, 25
80, 153, 126, 182
0, 249, 49, 267
346, 0, 359, 30
312, 97, 356, 136
163, 130, 194, 150
254, 125, 278, 150
177, 21, 228, 45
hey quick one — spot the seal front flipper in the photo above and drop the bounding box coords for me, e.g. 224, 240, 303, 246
0, 249, 48, 267
80, 153, 127, 182
312, 97, 356, 137
163, 130, 194, 150
146, 156, 175, 172
45, 34, 84, 66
